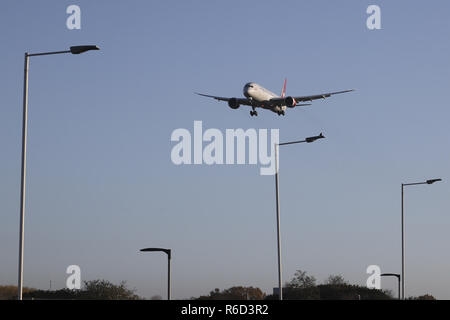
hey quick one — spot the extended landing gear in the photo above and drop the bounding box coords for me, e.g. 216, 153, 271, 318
250, 110, 258, 117
277, 111, 285, 116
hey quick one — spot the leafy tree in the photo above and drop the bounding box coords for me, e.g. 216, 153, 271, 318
266, 284, 392, 300
23, 288, 81, 300
266, 272, 394, 300
408, 294, 436, 300
22, 279, 140, 300
79, 280, 140, 300
324, 274, 348, 286
285, 270, 316, 289
0, 286, 36, 300
317, 284, 391, 300
197, 286, 265, 300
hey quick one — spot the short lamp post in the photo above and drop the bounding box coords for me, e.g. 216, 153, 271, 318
381, 273, 401, 300
140, 248, 172, 300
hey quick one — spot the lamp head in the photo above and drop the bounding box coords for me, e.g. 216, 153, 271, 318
426, 179, 442, 185
70, 45, 100, 54
305, 133, 325, 143
140, 248, 171, 258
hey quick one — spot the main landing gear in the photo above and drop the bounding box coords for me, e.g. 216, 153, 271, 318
277, 111, 285, 116
250, 109, 258, 117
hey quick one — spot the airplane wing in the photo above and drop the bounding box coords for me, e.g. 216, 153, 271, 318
269, 89, 354, 106
195, 93, 253, 106
293, 89, 355, 102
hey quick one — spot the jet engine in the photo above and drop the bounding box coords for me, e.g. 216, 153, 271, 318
284, 96, 297, 108
228, 98, 240, 109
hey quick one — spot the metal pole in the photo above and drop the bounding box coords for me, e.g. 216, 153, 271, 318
398, 276, 401, 300
401, 184, 405, 300
167, 250, 171, 300
18, 53, 29, 300
27, 50, 70, 57
16, 47, 98, 300
274, 144, 282, 300
270, 136, 322, 300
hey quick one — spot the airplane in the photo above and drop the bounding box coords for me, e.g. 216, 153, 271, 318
195, 79, 354, 117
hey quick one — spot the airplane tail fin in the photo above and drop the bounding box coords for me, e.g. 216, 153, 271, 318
281, 78, 287, 98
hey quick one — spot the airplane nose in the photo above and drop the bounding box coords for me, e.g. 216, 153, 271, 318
243, 86, 251, 98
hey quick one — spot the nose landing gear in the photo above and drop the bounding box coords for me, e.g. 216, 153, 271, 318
277, 111, 285, 116
250, 110, 258, 116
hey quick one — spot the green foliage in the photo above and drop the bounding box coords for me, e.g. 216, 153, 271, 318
21, 279, 141, 300
196, 286, 266, 300
80, 280, 140, 300
266, 284, 392, 300
266, 271, 393, 300
285, 270, 316, 289
283, 286, 321, 300
408, 294, 436, 300
0, 286, 36, 300
316, 284, 391, 300
324, 274, 348, 286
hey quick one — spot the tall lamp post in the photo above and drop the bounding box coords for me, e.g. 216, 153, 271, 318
140, 248, 172, 300
274, 133, 325, 300
18, 45, 100, 300
401, 178, 442, 299
381, 273, 401, 300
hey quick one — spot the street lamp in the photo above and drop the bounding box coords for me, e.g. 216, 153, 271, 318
401, 178, 442, 299
17, 45, 99, 300
140, 248, 172, 300
70, 45, 100, 54
274, 133, 325, 300
381, 273, 401, 300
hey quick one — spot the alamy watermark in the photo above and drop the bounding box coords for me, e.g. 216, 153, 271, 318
66, 5, 81, 30
170, 121, 279, 175
366, 5, 381, 30
366, 265, 381, 289
66, 265, 81, 290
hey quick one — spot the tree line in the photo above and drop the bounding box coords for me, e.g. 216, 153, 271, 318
0, 271, 436, 300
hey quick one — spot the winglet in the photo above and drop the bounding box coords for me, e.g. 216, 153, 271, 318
281, 78, 287, 98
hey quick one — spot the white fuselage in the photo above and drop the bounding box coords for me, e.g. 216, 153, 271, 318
243, 82, 286, 112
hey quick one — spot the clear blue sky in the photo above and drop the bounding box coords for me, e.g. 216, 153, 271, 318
1, 0, 449, 299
